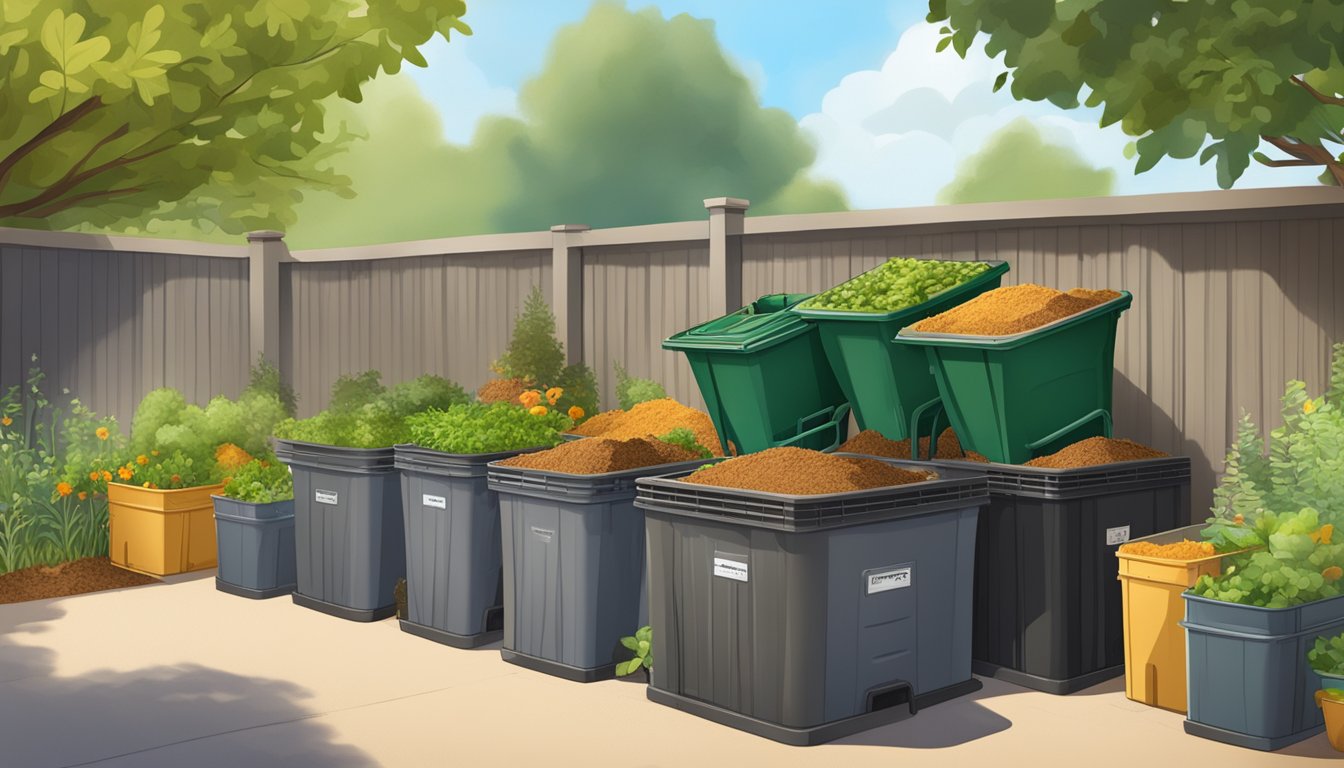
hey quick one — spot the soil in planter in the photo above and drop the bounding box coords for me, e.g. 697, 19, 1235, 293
567, 398, 726, 456
1118, 539, 1215, 559
1023, 436, 1168, 469
839, 427, 989, 462
0, 557, 159, 605
496, 436, 700, 474
682, 447, 935, 495
910, 284, 1121, 336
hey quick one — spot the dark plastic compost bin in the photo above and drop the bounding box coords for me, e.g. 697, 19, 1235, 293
212, 495, 296, 599
487, 458, 707, 682
920, 455, 1190, 694
894, 291, 1133, 464
1182, 592, 1344, 751
635, 459, 988, 746
275, 439, 405, 622
793, 260, 1008, 440
394, 444, 544, 648
663, 294, 850, 454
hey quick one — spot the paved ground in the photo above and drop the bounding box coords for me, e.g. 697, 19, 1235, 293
0, 572, 1337, 768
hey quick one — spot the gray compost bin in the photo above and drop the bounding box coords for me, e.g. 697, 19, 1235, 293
394, 444, 544, 648
487, 458, 707, 682
275, 439, 405, 622
634, 459, 989, 746
1182, 591, 1344, 751
212, 495, 296, 599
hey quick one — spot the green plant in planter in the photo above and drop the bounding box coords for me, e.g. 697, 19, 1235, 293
617, 625, 653, 677
657, 427, 711, 459
407, 403, 570, 455
1310, 633, 1344, 679
1193, 507, 1344, 608
243, 356, 298, 418
492, 286, 600, 422
222, 459, 294, 504
614, 361, 667, 410
274, 371, 470, 448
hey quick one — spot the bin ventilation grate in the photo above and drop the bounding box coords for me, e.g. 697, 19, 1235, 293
487, 459, 711, 502
933, 457, 1191, 500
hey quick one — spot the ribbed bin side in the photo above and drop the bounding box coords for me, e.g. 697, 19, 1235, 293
400, 468, 503, 639
498, 492, 647, 675
288, 463, 404, 615
1182, 593, 1344, 750
645, 505, 979, 729
213, 497, 296, 594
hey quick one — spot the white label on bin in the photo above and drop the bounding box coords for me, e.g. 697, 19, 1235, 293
422, 494, 447, 510
531, 526, 554, 543
866, 566, 912, 595
713, 557, 748, 582
1106, 525, 1131, 546
314, 489, 338, 505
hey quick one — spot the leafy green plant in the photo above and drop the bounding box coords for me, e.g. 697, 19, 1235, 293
1310, 633, 1344, 678
114, 449, 217, 490
274, 371, 470, 448
617, 625, 653, 677
1192, 508, 1344, 609
407, 403, 569, 455
128, 386, 287, 464
658, 427, 711, 459
243, 356, 298, 419
222, 459, 293, 504
614, 361, 667, 410
491, 287, 600, 421
799, 258, 992, 313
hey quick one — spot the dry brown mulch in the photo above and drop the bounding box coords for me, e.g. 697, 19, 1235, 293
0, 557, 159, 605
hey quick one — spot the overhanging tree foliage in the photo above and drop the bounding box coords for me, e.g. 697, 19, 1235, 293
930, 0, 1344, 187
0, 0, 469, 233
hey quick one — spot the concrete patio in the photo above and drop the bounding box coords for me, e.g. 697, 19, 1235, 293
0, 572, 1336, 768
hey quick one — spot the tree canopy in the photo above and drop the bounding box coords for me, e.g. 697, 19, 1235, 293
930, 0, 1344, 187
937, 118, 1115, 204
0, 0, 469, 234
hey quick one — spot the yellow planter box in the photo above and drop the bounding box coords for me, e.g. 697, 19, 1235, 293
1116, 524, 1246, 714
108, 482, 224, 576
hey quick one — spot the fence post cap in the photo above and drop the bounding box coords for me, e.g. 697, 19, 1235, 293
703, 197, 750, 212
550, 224, 591, 233
246, 230, 286, 242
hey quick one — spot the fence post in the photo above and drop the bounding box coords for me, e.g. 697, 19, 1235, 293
551, 224, 589, 365
246, 230, 287, 367
704, 197, 749, 318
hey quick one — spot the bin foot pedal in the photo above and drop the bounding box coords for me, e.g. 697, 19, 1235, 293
500, 648, 616, 683
399, 619, 502, 649
646, 677, 982, 746
292, 591, 395, 622
971, 660, 1123, 695
1183, 718, 1323, 752
215, 577, 294, 600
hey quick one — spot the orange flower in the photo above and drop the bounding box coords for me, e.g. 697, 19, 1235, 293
0, 416, 11, 426
546, 387, 563, 405
117, 467, 133, 481
1305, 399, 1318, 414
136, 454, 149, 466
77, 491, 88, 501
171, 474, 182, 485
1325, 566, 1343, 583
1313, 524, 1336, 546
101, 470, 112, 482
519, 390, 543, 408
529, 405, 548, 416
90, 471, 100, 482
151, 449, 159, 457
95, 427, 109, 441
568, 405, 585, 420
55, 482, 73, 497
1233, 513, 1244, 525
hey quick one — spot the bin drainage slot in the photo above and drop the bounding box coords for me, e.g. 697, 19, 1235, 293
484, 605, 504, 633
866, 680, 916, 715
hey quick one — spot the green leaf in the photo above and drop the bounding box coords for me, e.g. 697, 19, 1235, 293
620, 636, 640, 652
935, 36, 952, 53
992, 72, 1008, 93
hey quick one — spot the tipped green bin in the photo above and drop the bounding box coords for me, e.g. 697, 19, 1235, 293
893, 291, 1132, 465
663, 294, 850, 454
794, 260, 1009, 440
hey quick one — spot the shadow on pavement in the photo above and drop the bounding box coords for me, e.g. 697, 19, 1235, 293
0, 596, 377, 768
835, 679, 1013, 749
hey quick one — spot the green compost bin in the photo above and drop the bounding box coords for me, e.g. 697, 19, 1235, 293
793, 260, 1009, 440
893, 291, 1133, 465
663, 294, 850, 455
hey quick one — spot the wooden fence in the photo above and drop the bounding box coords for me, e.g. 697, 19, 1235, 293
3, 186, 1343, 513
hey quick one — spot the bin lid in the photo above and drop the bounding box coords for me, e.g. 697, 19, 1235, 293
662, 293, 815, 353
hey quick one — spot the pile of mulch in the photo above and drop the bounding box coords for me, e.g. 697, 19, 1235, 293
839, 427, 988, 462
911, 284, 1121, 336
1118, 539, 1214, 560
682, 447, 935, 496
567, 398, 726, 456
476, 377, 532, 404
0, 557, 158, 605
1024, 437, 1168, 469
496, 436, 699, 475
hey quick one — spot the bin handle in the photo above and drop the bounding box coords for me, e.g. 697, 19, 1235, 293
1025, 408, 1112, 456
777, 403, 851, 452
907, 396, 945, 462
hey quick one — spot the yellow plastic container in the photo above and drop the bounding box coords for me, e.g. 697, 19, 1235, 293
108, 482, 224, 576
1316, 690, 1344, 752
1115, 524, 1238, 713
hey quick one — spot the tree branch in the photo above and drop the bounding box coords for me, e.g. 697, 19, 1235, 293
1291, 75, 1344, 108
1257, 158, 1316, 167
0, 142, 174, 219
0, 97, 105, 195
1262, 135, 1344, 185
22, 186, 143, 219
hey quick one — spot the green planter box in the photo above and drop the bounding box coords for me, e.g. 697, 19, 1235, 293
663, 294, 849, 455
893, 291, 1132, 465
794, 261, 1009, 440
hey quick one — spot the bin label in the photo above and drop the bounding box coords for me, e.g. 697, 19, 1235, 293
422, 494, 447, 510
1106, 525, 1131, 546
865, 566, 912, 595
314, 489, 338, 505
713, 557, 748, 582
531, 526, 554, 543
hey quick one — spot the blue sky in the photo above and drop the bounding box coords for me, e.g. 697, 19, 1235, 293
405, 1, 1322, 209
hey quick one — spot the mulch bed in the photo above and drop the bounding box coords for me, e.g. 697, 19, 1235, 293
0, 557, 159, 605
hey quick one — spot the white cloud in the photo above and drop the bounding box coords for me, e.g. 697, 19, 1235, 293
404, 38, 519, 145
801, 24, 1323, 209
